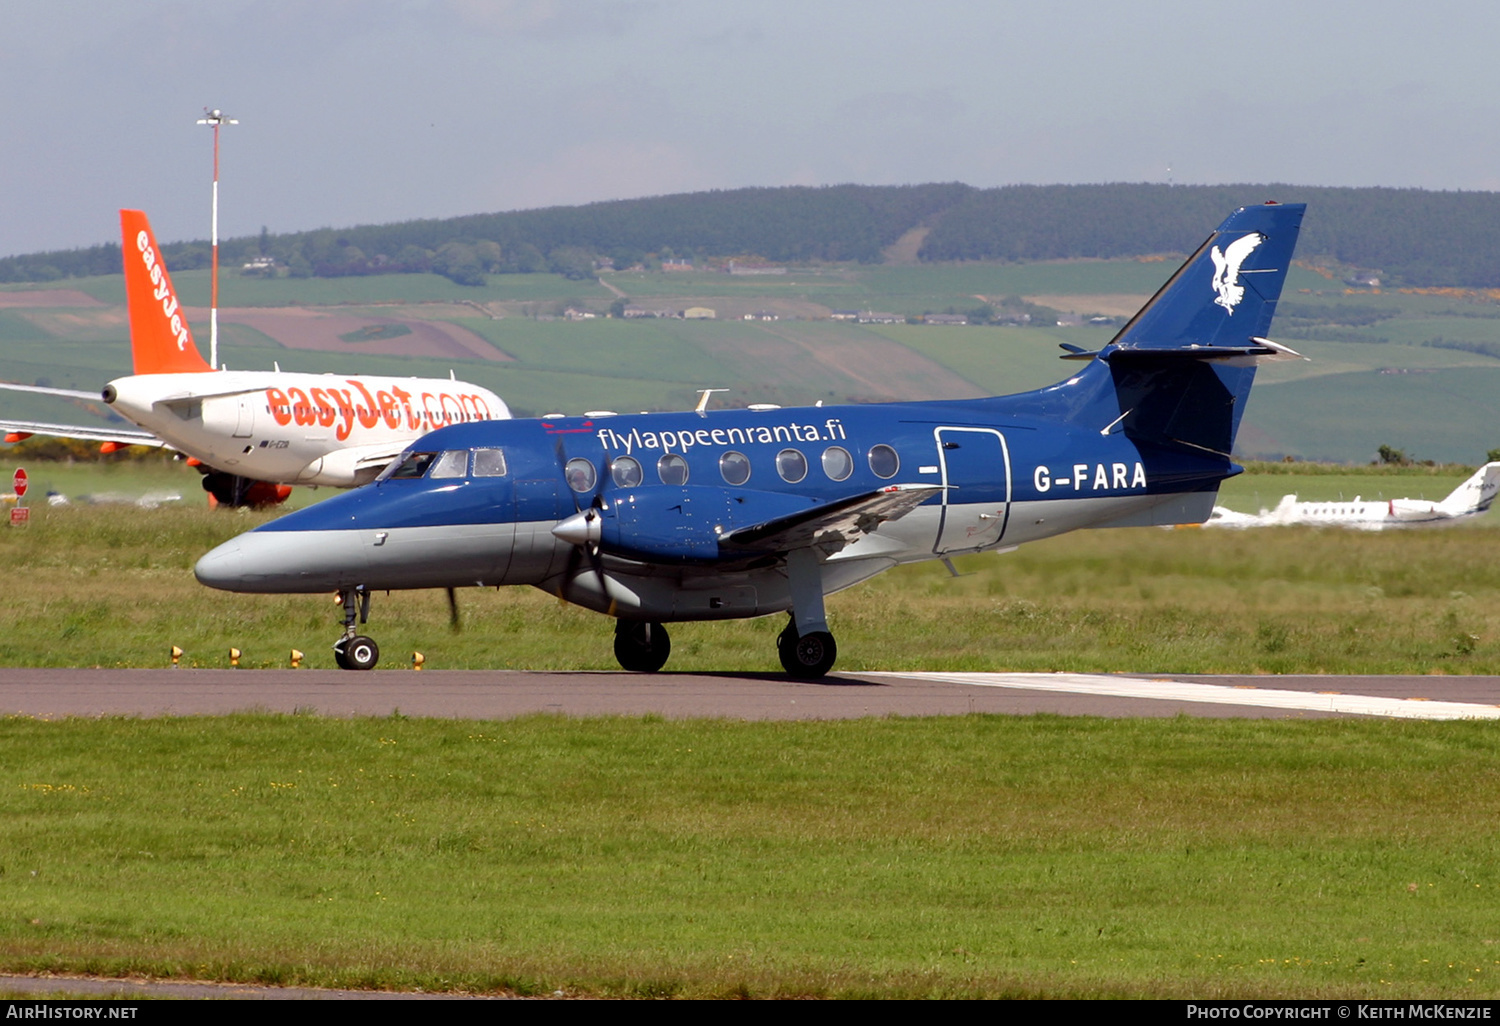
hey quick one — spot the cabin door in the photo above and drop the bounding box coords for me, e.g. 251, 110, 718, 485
933, 427, 1011, 554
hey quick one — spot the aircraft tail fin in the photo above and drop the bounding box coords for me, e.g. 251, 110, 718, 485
1109, 202, 1306, 352
120, 210, 214, 375
1437, 461, 1500, 516
1037, 203, 1306, 460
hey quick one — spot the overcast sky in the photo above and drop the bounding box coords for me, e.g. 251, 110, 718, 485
4, 0, 1498, 256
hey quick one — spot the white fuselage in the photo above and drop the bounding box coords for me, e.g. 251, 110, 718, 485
105, 370, 510, 487
1208, 496, 1482, 531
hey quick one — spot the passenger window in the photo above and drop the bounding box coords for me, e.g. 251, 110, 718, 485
821, 446, 853, 482
610, 456, 644, 488
719, 451, 751, 486
776, 448, 807, 483
565, 457, 597, 493
658, 453, 689, 486
385, 452, 437, 480
868, 444, 899, 479
472, 448, 507, 477
429, 450, 468, 479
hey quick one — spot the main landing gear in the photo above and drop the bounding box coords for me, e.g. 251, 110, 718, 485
333, 587, 380, 670
200, 470, 292, 509
777, 547, 838, 679
777, 617, 838, 678
614, 620, 671, 673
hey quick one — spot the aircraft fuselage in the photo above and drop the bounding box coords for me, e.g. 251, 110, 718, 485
105, 370, 509, 487
196, 365, 1235, 621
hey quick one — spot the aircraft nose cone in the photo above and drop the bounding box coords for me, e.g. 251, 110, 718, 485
552, 508, 602, 547
195, 538, 246, 591
195, 527, 372, 593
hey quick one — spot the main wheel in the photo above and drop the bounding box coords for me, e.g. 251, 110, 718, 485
776, 619, 796, 657
334, 635, 380, 671
779, 630, 837, 679
614, 620, 671, 673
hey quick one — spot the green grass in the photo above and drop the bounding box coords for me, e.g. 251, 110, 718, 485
0, 484, 1499, 674
866, 324, 1094, 394
3, 714, 1500, 997
2, 465, 1500, 996
1242, 367, 1500, 464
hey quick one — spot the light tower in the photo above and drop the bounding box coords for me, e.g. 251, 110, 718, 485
196, 107, 238, 370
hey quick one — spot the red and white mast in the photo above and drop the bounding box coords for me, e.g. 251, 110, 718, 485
196, 107, 237, 371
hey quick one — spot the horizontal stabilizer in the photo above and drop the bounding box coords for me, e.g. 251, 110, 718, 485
1063, 337, 1306, 364
721, 483, 941, 553
0, 381, 103, 401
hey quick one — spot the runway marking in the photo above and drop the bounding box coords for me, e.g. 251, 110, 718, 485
875, 672, 1500, 721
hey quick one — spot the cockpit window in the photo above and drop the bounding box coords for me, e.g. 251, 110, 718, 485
429, 450, 469, 479
472, 448, 507, 477
385, 451, 437, 480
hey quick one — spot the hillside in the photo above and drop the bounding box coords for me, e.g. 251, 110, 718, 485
10, 183, 1500, 289
4, 257, 1500, 466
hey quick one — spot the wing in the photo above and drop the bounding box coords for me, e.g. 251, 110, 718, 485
0, 418, 167, 448
719, 483, 942, 554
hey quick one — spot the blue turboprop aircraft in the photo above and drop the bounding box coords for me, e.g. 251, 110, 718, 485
196, 202, 1307, 675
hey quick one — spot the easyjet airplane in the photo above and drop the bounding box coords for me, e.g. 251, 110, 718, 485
0, 210, 511, 506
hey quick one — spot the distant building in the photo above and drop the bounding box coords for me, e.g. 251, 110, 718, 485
924, 314, 968, 326
622, 305, 677, 319
857, 311, 903, 324
564, 308, 596, 321
683, 307, 716, 320
662, 259, 694, 272
830, 310, 859, 321
726, 260, 787, 275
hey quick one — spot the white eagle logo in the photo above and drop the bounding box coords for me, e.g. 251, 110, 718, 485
1210, 231, 1265, 314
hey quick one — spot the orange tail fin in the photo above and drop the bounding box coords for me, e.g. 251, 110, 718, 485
120, 210, 214, 375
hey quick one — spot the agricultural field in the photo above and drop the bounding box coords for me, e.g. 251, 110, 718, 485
5, 259, 1500, 460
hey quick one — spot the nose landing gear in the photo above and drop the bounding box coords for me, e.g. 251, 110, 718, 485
333, 587, 380, 670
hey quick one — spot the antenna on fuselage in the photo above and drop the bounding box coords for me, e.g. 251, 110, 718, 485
695, 388, 728, 414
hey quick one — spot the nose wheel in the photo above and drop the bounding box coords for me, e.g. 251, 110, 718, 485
334, 634, 380, 671
333, 587, 380, 670
614, 620, 671, 673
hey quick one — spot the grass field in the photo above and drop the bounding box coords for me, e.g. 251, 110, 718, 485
2, 467, 1500, 997
4, 714, 1500, 998
0, 464, 1497, 675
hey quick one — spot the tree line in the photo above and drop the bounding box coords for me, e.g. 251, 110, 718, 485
7, 182, 1500, 287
